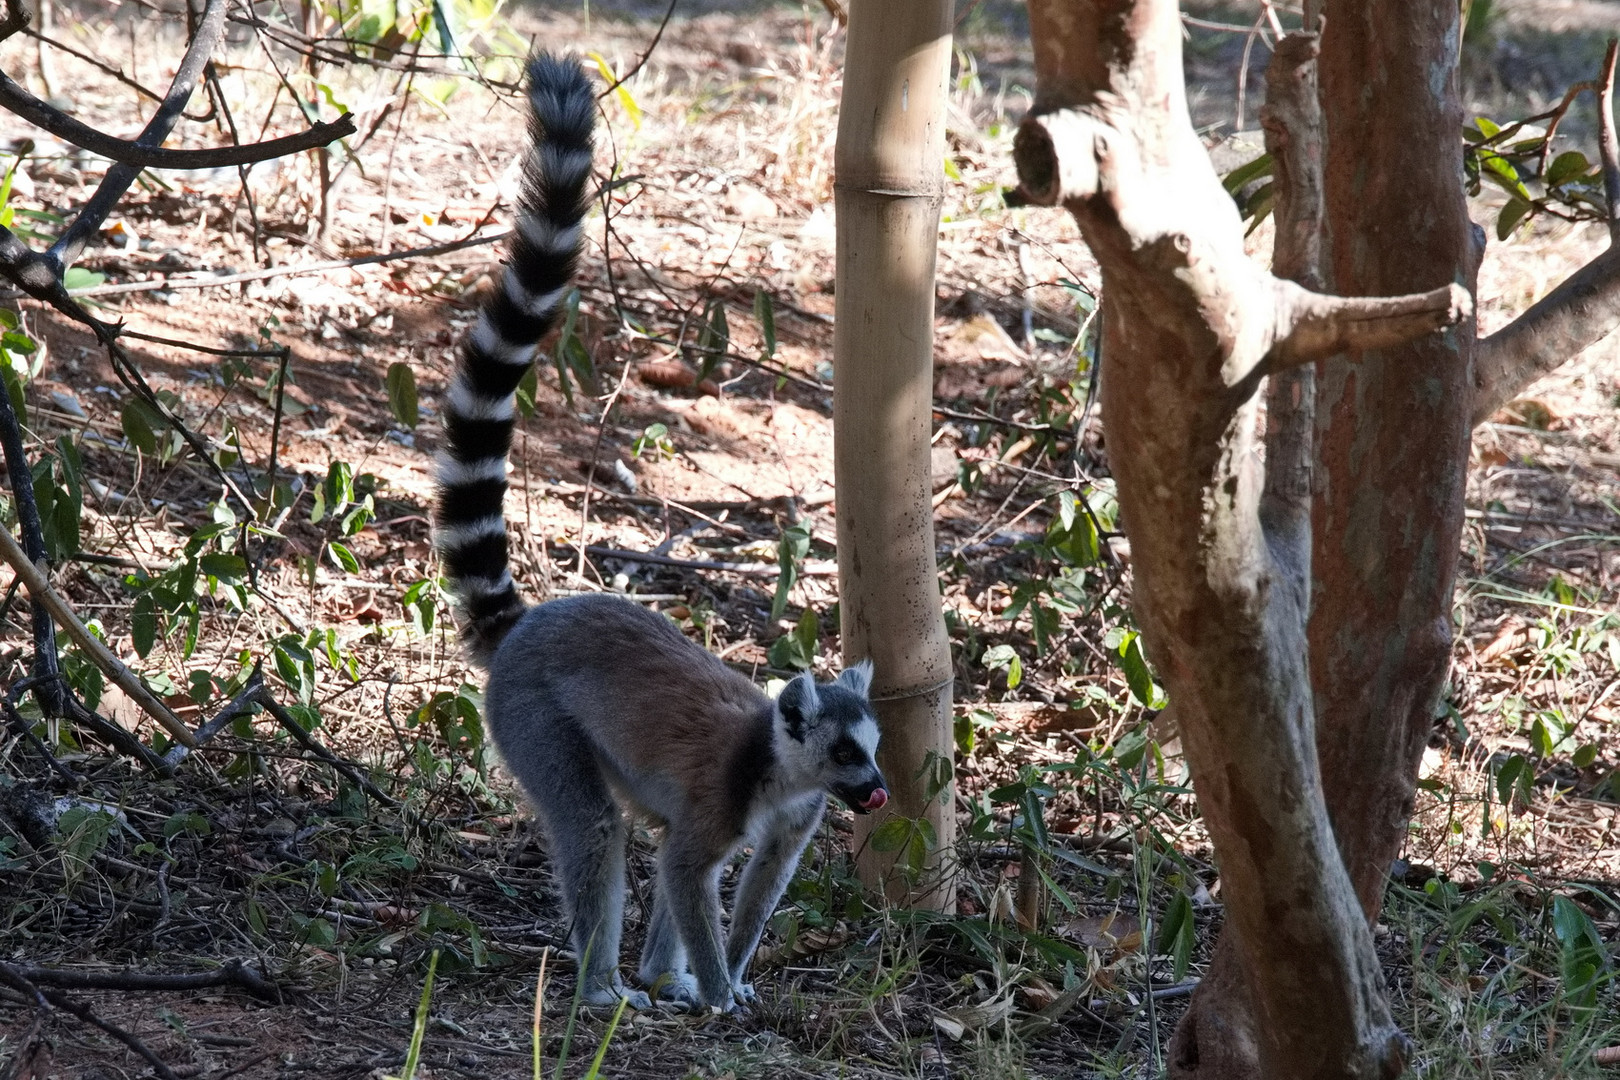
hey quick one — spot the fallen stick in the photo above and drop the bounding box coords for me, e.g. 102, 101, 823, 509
5, 959, 284, 1003
0, 525, 194, 747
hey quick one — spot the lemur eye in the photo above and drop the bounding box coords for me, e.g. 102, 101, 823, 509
832, 744, 858, 766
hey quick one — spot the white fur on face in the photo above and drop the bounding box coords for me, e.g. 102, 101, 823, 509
850, 716, 880, 760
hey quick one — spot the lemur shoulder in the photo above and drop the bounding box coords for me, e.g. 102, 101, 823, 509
430, 55, 887, 1013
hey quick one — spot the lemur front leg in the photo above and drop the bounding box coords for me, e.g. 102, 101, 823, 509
725, 794, 826, 1003
657, 833, 734, 1012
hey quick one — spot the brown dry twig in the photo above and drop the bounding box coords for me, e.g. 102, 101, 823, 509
0, 58, 353, 173
1598, 38, 1619, 241
0, 523, 193, 748
0, 961, 182, 1080
5, 959, 284, 1004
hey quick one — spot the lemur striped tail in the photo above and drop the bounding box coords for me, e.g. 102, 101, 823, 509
433, 55, 594, 666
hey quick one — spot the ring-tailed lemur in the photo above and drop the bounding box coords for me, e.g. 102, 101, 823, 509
431, 55, 889, 1014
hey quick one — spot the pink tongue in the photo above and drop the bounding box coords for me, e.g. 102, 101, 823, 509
861, 788, 889, 810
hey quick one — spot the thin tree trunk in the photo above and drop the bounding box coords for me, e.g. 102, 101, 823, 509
1311, 0, 1480, 921
833, 0, 957, 908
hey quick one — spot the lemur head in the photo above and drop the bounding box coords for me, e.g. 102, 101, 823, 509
774, 661, 888, 814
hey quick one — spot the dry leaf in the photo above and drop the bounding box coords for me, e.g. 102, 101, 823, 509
1019, 977, 1058, 1011
1062, 911, 1144, 954
1477, 619, 1527, 665
638, 361, 697, 389
752, 922, 850, 969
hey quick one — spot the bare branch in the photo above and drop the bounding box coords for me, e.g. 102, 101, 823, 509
49, 0, 231, 268
1266, 281, 1472, 372
0, 523, 194, 748
1473, 242, 1620, 425
1599, 38, 1619, 241
0, 69, 354, 172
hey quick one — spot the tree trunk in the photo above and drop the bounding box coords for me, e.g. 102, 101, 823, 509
1161, 8, 1620, 1079
1013, 1, 1469, 1076
1311, 0, 1479, 921
833, 0, 957, 908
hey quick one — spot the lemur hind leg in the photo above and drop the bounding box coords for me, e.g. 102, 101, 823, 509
513, 716, 650, 1010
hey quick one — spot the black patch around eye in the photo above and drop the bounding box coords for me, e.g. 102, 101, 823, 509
829, 738, 861, 767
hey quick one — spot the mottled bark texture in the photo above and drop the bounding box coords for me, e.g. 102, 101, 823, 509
833, 0, 957, 908
1013, 2, 1469, 1077
1015, 4, 1620, 1079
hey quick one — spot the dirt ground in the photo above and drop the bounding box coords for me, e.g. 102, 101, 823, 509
0, 2, 1617, 1078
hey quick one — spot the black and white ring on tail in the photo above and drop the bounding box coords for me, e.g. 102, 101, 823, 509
429, 56, 888, 1014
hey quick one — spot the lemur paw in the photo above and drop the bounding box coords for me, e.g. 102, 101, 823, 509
584, 985, 651, 1011
732, 982, 758, 1005
652, 972, 703, 1009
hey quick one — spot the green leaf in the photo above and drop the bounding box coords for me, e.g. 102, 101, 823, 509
1495, 753, 1527, 807
132, 597, 157, 658
754, 289, 777, 360
869, 817, 912, 853
199, 553, 248, 582
1157, 891, 1196, 981
980, 643, 1022, 689
121, 399, 162, 454
1116, 631, 1158, 707
1496, 196, 1533, 240
1480, 152, 1531, 200
329, 541, 361, 574
63, 267, 106, 292
1, 330, 36, 354
1546, 150, 1591, 188
1572, 743, 1599, 769
1221, 152, 1273, 194
385, 361, 419, 428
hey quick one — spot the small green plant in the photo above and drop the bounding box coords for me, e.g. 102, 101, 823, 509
630, 421, 673, 460
386, 948, 439, 1080
770, 520, 813, 623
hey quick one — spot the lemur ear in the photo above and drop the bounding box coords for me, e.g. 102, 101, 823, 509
835, 659, 874, 700
776, 672, 821, 742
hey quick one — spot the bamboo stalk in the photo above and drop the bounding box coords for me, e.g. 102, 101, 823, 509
833, 0, 956, 909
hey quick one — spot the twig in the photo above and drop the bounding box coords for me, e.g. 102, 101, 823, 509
0, 346, 62, 714
0, 960, 181, 1080
598, 0, 678, 98
262, 347, 291, 504
252, 686, 398, 806
6, 959, 283, 1003
161, 665, 266, 769
0, 523, 193, 747
1598, 38, 1619, 243
0, 70, 354, 173
1, 677, 79, 784
61, 693, 170, 773
28, 229, 508, 300
561, 542, 838, 577
47, 0, 230, 269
